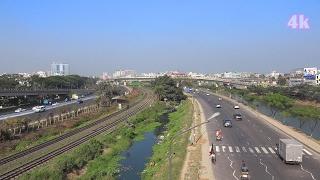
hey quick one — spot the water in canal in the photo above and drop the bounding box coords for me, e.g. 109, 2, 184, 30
117, 113, 169, 180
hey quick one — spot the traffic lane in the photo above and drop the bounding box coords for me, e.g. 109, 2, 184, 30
196, 95, 270, 180
196, 96, 236, 180
197, 93, 319, 180
204, 93, 320, 179
197, 95, 274, 180
208, 92, 320, 179
25, 97, 96, 120
0, 96, 96, 121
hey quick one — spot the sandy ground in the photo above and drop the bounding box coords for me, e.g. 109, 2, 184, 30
180, 98, 215, 180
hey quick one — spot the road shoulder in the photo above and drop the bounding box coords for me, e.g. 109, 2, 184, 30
180, 97, 215, 180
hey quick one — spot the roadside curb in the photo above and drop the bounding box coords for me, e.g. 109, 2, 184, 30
211, 92, 320, 155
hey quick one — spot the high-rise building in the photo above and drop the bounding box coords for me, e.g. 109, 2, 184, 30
51, 63, 70, 76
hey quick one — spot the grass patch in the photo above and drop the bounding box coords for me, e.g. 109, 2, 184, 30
19, 102, 168, 180
142, 100, 193, 180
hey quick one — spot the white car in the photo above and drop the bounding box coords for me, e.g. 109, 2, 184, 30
14, 108, 26, 113
32, 106, 46, 112
218, 97, 222, 101
52, 102, 59, 106
234, 105, 240, 109
216, 104, 221, 108
206, 93, 210, 96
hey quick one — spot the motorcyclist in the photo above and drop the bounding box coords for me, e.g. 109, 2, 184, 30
209, 143, 214, 155
241, 160, 249, 173
216, 129, 222, 139
209, 143, 216, 163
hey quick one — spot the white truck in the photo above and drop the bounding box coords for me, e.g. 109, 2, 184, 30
278, 139, 303, 164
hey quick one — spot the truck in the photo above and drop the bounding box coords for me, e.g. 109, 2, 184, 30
278, 139, 303, 164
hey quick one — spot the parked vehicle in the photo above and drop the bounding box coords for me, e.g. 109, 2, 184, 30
223, 119, 232, 127
206, 93, 210, 96
52, 102, 59, 106
218, 97, 222, 101
14, 108, 26, 113
278, 139, 303, 164
32, 106, 46, 113
216, 104, 221, 108
234, 105, 240, 109
233, 113, 242, 120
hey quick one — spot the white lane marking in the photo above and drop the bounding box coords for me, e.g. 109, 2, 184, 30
268, 147, 275, 154
254, 147, 261, 154
227, 156, 239, 180
242, 147, 247, 153
261, 147, 269, 154
216, 146, 220, 152
235, 146, 240, 153
222, 146, 226, 152
249, 147, 254, 153
229, 146, 233, 153
259, 159, 274, 180
300, 164, 316, 180
303, 149, 312, 156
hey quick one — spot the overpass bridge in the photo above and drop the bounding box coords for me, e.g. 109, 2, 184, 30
0, 89, 96, 97
107, 76, 260, 88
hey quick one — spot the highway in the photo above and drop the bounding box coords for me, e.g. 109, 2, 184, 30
0, 95, 97, 121
195, 91, 320, 180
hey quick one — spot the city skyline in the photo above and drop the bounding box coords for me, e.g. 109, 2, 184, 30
0, 0, 319, 75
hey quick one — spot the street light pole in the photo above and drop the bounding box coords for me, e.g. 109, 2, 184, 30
168, 112, 220, 180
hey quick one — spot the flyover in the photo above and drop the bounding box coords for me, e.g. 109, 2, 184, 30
108, 76, 261, 88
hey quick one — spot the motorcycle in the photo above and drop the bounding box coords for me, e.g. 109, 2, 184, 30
240, 166, 249, 180
211, 153, 216, 164
216, 134, 222, 141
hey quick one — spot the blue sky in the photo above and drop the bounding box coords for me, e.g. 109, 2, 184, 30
0, 0, 319, 75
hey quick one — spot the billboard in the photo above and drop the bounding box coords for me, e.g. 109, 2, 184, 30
304, 67, 317, 80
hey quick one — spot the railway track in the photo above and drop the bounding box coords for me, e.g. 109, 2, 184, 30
0, 90, 154, 180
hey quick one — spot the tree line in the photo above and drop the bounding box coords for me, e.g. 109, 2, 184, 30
152, 75, 186, 103
0, 74, 98, 89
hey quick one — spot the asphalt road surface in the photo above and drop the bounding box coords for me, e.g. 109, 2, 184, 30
195, 91, 320, 180
0, 95, 97, 121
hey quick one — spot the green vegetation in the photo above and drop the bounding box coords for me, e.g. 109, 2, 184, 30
286, 106, 320, 136
20, 139, 103, 180
96, 82, 124, 107
142, 100, 193, 180
263, 93, 293, 117
247, 85, 320, 103
30, 75, 97, 89
0, 105, 118, 157
19, 102, 168, 180
0, 74, 97, 90
152, 75, 186, 102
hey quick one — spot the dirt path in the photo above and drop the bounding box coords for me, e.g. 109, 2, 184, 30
180, 98, 215, 180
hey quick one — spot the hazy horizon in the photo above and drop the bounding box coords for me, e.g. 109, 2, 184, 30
0, 0, 319, 76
